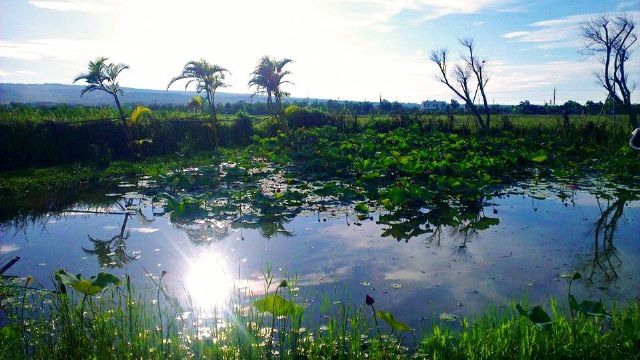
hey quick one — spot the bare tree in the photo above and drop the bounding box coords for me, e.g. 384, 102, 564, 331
430, 38, 491, 130
582, 14, 638, 129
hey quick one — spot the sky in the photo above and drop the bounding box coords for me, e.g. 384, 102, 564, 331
0, 0, 639, 104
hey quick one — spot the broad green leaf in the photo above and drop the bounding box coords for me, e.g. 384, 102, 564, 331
376, 310, 412, 332
55, 269, 121, 296
569, 295, 611, 319
253, 294, 301, 317
516, 304, 553, 329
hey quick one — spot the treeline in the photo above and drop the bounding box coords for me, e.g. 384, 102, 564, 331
3, 97, 637, 122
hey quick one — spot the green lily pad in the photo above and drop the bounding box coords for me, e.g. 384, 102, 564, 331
55, 269, 121, 296
253, 294, 302, 317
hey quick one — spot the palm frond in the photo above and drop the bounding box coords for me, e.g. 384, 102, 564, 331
128, 106, 152, 126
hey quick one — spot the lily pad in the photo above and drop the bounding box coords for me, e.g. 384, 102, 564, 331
253, 294, 302, 317
439, 313, 458, 321
55, 269, 121, 296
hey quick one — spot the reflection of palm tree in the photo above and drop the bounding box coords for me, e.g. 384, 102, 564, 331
83, 198, 140, 268
83, 211, 134, 268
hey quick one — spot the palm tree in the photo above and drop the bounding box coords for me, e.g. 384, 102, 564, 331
168, 59, 229, 146
248, 56, 293, 131
74, 57, 133, 148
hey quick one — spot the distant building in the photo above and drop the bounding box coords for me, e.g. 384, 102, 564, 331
421, 100, 446, 112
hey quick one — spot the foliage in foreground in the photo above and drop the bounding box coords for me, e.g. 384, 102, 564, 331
0, 266, 639, 359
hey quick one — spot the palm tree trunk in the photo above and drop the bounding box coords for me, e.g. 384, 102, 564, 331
206, 90, 219, 148
275, 91, 289, 133
113, 94, 135, 153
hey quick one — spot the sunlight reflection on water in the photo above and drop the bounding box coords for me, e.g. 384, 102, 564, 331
185, 252, 232, 313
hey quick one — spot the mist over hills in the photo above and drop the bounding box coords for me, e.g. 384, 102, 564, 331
0, 83, 269, 106
0, 83, 423, 107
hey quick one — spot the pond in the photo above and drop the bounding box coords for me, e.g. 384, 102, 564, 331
1, 163, 638, 333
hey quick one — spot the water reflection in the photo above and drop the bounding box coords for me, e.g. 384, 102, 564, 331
2, 163, 639, 328
586, 190, 638, 285
81, 199, 138, 268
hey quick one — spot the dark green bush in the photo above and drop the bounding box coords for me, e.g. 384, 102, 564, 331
0, 119, 254, 170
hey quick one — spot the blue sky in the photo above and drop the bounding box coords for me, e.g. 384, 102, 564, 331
0, 0, 638, 104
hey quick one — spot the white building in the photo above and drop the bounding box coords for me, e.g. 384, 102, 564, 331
421, 100, 447, 112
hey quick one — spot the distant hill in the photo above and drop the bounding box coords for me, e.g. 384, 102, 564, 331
0, 83, 265, 106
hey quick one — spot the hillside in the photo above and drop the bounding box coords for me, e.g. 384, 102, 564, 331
0, 83, 264, 106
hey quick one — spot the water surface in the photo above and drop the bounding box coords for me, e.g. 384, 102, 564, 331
1, 172, 638, 332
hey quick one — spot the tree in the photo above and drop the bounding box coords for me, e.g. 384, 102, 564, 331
73, 57, 134, 149
582, 14, 638, 128
450, 99, 461, 111
168, 59, 229, 146
430, 38, 491, 130
248, 56, 294, 131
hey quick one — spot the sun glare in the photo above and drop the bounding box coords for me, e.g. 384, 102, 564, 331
185, 252, 232, 311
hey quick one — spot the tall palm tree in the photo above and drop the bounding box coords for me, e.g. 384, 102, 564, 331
168, 59, 229, 147
248, 56, 293, 130
248, 57, 274, 113
74, 57, 133, 147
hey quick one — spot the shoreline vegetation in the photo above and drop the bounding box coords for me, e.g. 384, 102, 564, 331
1, 112, 638, 194
0, 265, 638, 359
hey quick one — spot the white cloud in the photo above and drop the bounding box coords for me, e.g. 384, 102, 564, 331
330, 0, 514, 31
28, 0, 110, 12
489, 60, 599, 92
617, 0, 640, 11
0, 39, 105, 61
0, 70, 9, 77
503, 11, 640, 49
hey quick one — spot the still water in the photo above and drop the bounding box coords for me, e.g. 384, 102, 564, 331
1, 172, 638, 331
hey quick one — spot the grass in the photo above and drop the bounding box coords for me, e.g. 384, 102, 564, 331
0, 268, 638, 359
418, 299, 640, 359
0, 104, 241, 123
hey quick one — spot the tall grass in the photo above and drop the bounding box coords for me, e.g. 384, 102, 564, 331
0, 271, 638, 359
